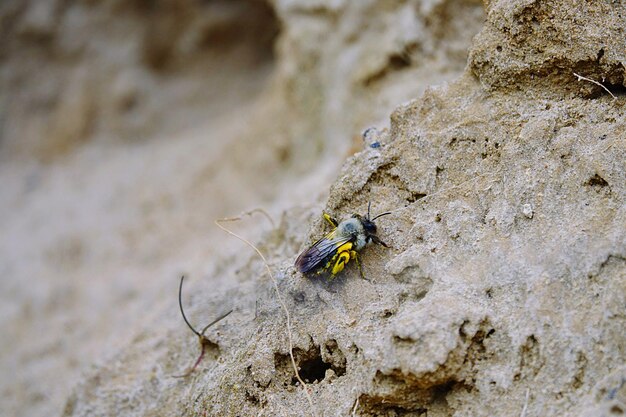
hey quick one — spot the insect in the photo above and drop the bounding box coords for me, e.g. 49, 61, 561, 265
295, 202, 391, 279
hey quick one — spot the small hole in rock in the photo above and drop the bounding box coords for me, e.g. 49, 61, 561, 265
296, 355, 329, 384
407, 192, 427, 203
585, 174, 609, 188
381, 309, 395, 319
292, 291, 305, 303
611, 404, 624, 415
245, 390, 260, 405
389, 53, 412, 70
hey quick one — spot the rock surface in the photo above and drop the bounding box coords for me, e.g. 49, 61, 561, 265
1, 1, 625, 417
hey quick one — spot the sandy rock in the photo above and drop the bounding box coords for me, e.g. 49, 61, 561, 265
2, 0, 625, 417
469, 0, 626, 96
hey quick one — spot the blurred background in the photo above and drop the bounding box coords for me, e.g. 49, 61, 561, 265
0, 0, 484, 415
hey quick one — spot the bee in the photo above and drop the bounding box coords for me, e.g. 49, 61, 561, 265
295, 202, 391, 279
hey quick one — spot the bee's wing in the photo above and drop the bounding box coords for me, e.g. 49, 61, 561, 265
295, 230, 351, 273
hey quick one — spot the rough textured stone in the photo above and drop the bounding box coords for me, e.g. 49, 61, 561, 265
469, 0, 626, 96
1, 1, 625, 417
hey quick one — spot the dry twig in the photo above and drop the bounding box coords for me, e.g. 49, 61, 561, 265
175, 275, 232, 378
215, 211, 316, 415
520, 388, 530, 417
573, 72, 617, 100
351, 396, 360, 416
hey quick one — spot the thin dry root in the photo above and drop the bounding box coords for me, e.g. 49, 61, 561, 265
175, 276, 232, 378
215, 213, 316, 416
174, 340, 208, 378
218, 208, 275, 228
351, 396, 360, 416
573, 72, 617, 100
520, 388, 530, 417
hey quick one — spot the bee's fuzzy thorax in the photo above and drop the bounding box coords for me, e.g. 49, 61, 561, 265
337, 217, 367, 250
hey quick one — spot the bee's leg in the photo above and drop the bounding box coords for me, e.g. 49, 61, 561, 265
331, 251, 350, 277
371, 235, 389, 248
323, 212, 338, 228
350, 251, 367, 280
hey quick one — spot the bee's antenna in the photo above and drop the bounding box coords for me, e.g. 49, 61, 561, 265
367, 201, 372, 220
371, 211, 392, 221
179, 275, 201, 338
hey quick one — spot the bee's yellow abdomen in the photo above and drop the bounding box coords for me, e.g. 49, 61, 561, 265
332, 252, 350, 275
337, 242, 353, 253
331, 242, 353, 276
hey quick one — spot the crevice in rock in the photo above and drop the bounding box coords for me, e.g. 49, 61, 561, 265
358, 371, 460, 415
564, 60, 624, 99
245, 389, 260, 405
366, 319, 493, 413
362, 44, 416, 87
571, 351, 587, 390
585, 174, 609, 188
273, 340, 347, 386
407, 192, 427, 203
463, 326, 495, 367
367, 162, 428, 207
297, 353, 329, 384
140, 0, 280, 72
515, 335, 544, 381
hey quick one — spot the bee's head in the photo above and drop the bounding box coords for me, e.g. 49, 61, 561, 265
360, 202, 391, 247
361, 217, 378, 235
